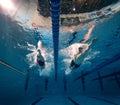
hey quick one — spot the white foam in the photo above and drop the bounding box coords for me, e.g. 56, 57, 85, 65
65, 68, 72, 75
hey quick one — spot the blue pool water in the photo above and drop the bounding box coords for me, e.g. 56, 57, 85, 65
0, 5, 120, 105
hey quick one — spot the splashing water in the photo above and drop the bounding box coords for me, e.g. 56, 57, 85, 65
26, 41, 53, 76
25, 42, 37, 68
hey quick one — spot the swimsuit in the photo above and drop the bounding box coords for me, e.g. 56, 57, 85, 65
70, 60, 80, 68
37, 59, 45, 66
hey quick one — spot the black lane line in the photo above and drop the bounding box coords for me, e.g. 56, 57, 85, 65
75, 72, 89, 81
45, 77, 48, 91
24, 69, 30, 91
81, 71, 86, 91
90, 97, 118, 105
31, 97, 44, 105
68, 97, 79, 105
64, 73, 67, 91
97, 71, 104, 91
75, 53, 120, 81
92, 71, 120, 80
114, 73, 120, 88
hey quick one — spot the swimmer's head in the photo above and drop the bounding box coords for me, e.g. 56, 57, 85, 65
37, 41, 42, 49
37, 49, 41, 54
78, 47, 83, 53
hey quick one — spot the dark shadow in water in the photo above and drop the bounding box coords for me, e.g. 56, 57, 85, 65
68, 97, 80, 105
89, 97, 119, 105
31, 97, 44, 105
75, 53, 120, 81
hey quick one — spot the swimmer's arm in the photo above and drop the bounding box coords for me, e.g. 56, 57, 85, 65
82, 25, 95, 43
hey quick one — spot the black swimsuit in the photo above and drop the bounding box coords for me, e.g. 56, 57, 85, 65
70, 60, 80, 68
37, 59, 45, 66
